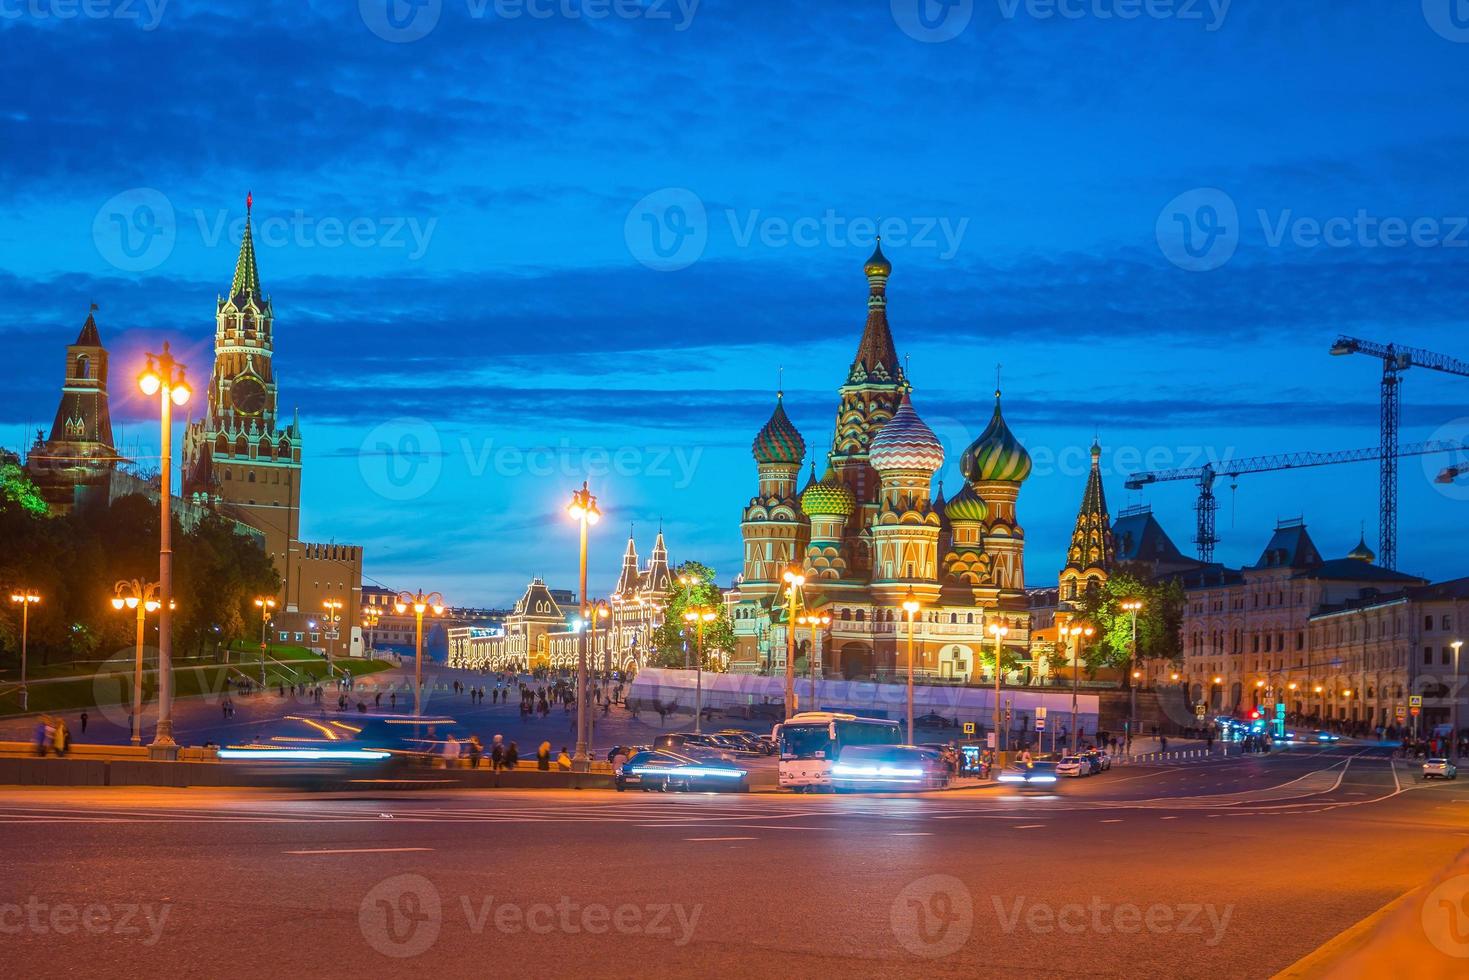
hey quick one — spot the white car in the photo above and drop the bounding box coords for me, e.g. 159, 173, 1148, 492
1423, 758, 1458, 780
1056, 756, 1089, 778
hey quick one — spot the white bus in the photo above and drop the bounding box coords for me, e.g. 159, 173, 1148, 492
773, 712, 903, 791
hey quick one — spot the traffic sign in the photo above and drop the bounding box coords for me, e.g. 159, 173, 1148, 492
1036, 707, 1048, 720
1411, 707, 1421, 717
963, 722, 976, 736
1036, 717, 1046, 732
986, 732, 996, 748
1395, 706, 1407, 720
1195, 704, 1206, 719
1409, 695, 1422, 707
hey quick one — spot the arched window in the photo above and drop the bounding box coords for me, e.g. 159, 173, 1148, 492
855, 609, 865, 623
247, 471, 256, 483
966, 613, 974, 624
74, 354, 90, 379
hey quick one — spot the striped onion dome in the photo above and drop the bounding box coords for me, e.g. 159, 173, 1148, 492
801, 464, 857, 518
945, 481, 989, 523
869, 391, 944, 473
961, 392, 1032, 484
752, 392, 805, 465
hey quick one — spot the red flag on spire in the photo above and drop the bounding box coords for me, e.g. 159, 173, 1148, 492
246, 191, 253, 212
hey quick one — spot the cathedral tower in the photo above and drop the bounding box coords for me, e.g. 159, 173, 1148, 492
740, 392, 808, 599
867, 391, 944, 605
1060, 440, 1115, 601
960, 391, 1032, 605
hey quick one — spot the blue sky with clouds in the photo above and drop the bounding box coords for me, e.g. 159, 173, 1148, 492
3, 1, 1468, 604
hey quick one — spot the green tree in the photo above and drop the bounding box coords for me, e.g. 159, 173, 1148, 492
1075, 569, 1185, 680
0, 461, 47, 516
647, 560, 734, 672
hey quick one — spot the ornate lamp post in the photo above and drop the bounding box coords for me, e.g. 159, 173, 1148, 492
394, 590, 445, 717
798, 612, 830, 714
782, 569, 805, 718
138, 343, 190, 751
1067, 623, 1094, 755
362, 607, 382, 654
8, 591, 40, 712
321, 599, 344, 665
1452, 640, 1463, 761
1121, 598, 1143, 745
902, 590, 920, 744
567, 481, 600, 768
988, 621, 1009, 752
253, 597, 276, 685
111, 580, 170, 745
683, 606, 717, 733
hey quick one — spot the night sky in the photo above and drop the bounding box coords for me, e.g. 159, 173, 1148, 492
4, 1, 1467, 605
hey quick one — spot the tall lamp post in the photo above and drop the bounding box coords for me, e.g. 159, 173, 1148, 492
988, 621, 1009, 752
138, 343, 190, 750
567, 481, 601, 769
321, 599, 344, 665
253, 597, 276, 685
1450, 640, 1464, 761
798, 612, 830, 714
394, 590, 445, 718
362, 607, 382, 655
9, 591, 40, 712
1121, 598, 1143, 746
782, 569, 805, 718
902, 590, 920, 745
683, 606, 716, 733
111, 580, 168, 745
1066, 623, 1094, 754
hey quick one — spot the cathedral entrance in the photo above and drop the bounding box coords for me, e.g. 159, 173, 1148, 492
939, 644, 972, 682
840, 642, 873, 680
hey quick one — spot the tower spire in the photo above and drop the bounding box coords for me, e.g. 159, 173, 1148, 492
231, 193, 261, 302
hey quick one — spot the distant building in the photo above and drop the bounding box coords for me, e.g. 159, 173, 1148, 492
361, 585, 509, 662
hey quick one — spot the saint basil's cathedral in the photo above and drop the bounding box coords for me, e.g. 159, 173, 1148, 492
730, 242, 1035, 682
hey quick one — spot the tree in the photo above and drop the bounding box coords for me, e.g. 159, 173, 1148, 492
0, 461, 46, 516
647, 560, 734, 672
1075, 570, 1185, 679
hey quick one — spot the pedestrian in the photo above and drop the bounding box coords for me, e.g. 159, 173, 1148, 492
556, 747, 572, 771
504, 741, 519, 770
537, 741, 551, 771
390, 691, 397, 710
80, 711, 88, 735
443, 734, 462, 768
52, 718, 69, 757
491, 735, 505, 771
33, 719, 48, 757
375, 691, 382, 708
1160, 735, 1169, 754
468, 736, 483, 769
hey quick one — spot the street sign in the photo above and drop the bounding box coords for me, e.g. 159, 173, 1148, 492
986, 732, 996, 748
962, 722, 976, 736
1274, 703, 1285, 716
1409, 695, 1422, 708
1396, 706, 1407, 720
1411, 707, 1421, 717
1036, 707, 1047, 720
1036, 717, 1046, 731
1195, 704, 1206, 719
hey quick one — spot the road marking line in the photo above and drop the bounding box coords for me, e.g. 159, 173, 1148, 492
1100, 819, 1123, 823
1012, 824, 1046, 829
683, 836, 756, 842
893, 832, 932, 836
1159, 816, 1179, 820
284, 847, 434, 855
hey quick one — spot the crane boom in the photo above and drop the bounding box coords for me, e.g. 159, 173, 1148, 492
1329, 336, 1469, 378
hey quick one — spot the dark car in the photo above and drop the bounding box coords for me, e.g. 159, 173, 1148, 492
716, 730, 775, 755
615, 749, 750, 792
220, 714, 470, 774
997, 761, 1059, 786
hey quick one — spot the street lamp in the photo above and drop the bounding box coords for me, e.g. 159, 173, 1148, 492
8, 591, 40, 711
1121, 598, 1143, 745
253, 597, 276, 685
394, 590, 445, 718
138, 343, 190, 751
782, 569, 805, 719
321, 599, 344, 665
112, 580, 171, 745
682, 606, 717, 733
567, 481, 600, 768
595, 601, 611, 676
798, 612, 831, 714
362, 607, 382, 655
988, 621, 1009, 754
902, 590, 920, 745
1066, 624, 1095, 754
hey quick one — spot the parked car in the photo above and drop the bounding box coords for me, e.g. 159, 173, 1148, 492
1423, 758, 1458, 780
997, 761, 1059, 785
615, 749, 750, 792
831, 744, 950, 792
716, 730, 775, 755
1056, 756, 1090, 778
652, 733, 743, 760
914, 712, 952, 729
1083, 749, 1111, 772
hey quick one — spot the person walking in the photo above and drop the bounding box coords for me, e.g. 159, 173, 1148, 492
556, 746, 572, 771
443, 734, 462, 768
33, 719, 48, 757
504, 741, 519, 770
537, 741, 551, 771
52, 718, 70, 757
79, 711, 88, 735
491, 735, 505, 771
467, 735, 483, 769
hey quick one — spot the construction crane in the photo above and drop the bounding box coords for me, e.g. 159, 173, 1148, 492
1329, 336, 1469, 569
1124, 440, 1468, 564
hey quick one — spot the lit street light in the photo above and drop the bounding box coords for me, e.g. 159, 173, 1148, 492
321, 599, 344, 665
253, 597, 276, 685
394, 589, 445, 718
1121, 598, 1143, 748
782, 569, 805, 719
138, 344, 189, 752
1452, 640, 1463, 762
567, 481, 600, 769
797, 612, 830, 715
112, 580, 171, 745
902, 590, 920, 745
1067, 623, 1095, 755
682, 606, 717, 733
8, 591, 40, 711
988, 621, 1009, 754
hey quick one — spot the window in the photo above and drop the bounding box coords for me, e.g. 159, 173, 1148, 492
278, 631, 288, 642
1445, 647, 1453, 666
1425, 615, 1434, 631
74, 354, 90, 379
1425, 646, 1434, 665
1445, 615, 1453, 631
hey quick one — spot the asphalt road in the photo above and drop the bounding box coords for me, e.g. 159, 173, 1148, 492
3, 745, 1466, 978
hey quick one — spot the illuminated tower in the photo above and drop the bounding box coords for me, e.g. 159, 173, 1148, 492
739, 392, 808, 600
26, 305, 121, 512
867, 391, 944, 605
960, 390, 1032, 604
1060, 440, 1115, 601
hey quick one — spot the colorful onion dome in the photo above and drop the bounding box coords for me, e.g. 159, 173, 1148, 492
864, 237, 892, 279
946, 481, 990, 523
1347, 534, 1376, 563
961, 391, 1032, 484
752, 392, 805, 465
869, 391, 944, 473
801, 464, 856, 518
